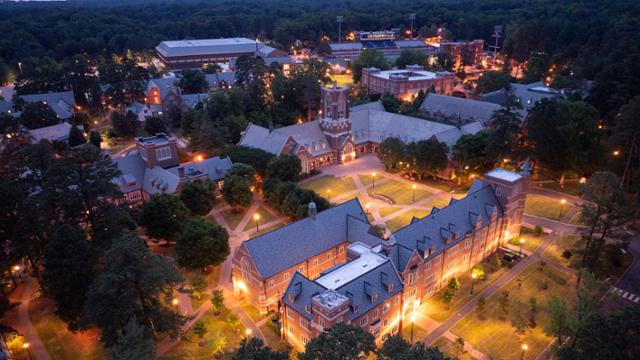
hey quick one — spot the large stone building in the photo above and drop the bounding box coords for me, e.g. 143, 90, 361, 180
156, 38, 291, 70
112, 133, 232, 203
238, 84, 483, 174
361, 65, 458, 99
231, 165, 530, 350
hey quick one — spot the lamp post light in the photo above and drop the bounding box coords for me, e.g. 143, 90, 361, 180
245, 328, 252, 337
365, 203, 370, 214
254, 214, 260, 232
410, 313, 415, 342
23, 343, 33, 360
519, 237, 525, 255
559, 199, 566, 218
470, 273, 477, 295
520, 343, 528, 360
172, 298, 179, 307
412, 184, 417, 202
327, 189, 331, 202
372, 172, 376, 188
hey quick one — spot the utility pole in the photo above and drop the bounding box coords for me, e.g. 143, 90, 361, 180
490, 25, 503, 66
409, 13, 416, 39
337, 16, 344, 43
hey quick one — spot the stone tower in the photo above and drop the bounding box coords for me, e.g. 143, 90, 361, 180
483, 165, 530, 243
319, 83, 352, 150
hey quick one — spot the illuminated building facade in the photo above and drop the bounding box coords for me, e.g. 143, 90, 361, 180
231, 165, 530, 350
361, 65, 458, 99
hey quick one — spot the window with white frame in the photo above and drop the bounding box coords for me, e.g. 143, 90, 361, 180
360, 316, 368, 326
155, 146, 172, 161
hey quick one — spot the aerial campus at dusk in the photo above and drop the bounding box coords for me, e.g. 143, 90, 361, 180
0, 0, 639, 359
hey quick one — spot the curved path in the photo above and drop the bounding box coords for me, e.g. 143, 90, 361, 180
16, 278, 52, 360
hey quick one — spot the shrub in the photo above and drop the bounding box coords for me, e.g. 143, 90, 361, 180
534, 225, 543, 236
561, 249, 573, 259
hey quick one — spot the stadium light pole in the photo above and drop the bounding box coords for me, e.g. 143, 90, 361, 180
409, 13, 416, 39
337, 16, 344, 43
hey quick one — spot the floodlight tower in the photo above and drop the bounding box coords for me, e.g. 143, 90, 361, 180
409, 13, 416, 39
337, 16, 344, 43
490, 25, 503, 65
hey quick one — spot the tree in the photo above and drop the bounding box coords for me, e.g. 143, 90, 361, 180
177, 69, 208, 94
471, 265, 485, 280
108, 318, 157, 360
528, 297, 538, 327
64, 54, 101, 108
265, 155, 301, 181
192, 321, 208, 339
19, 101, 59, 129
610, 95, 640, 190
233, 337, 289, 360
211, 289, 224, 314
512, 309, 527, 333
455, 337, 465, 358
525, 99, 601, 179
378, 334, 447, 360
545, 295, 569, 343
179, 179, 217, 216
485, 95, 523, 162
101, 59, 149, 111
82, 232, 184, 345
395, 49, 427, 69
144, 116, 167, 135
190, 275, 207, 300
68, 124, 86, 147
475, 72, 512, 94
111, 111, 139, 138
89, 131, 102, 148
221, 175, 253, 208
522, 56, 548, 83
300, 322, 375, 360
42, 223, 95, 329
89, 204, 138, 253
175, 217, 229, 270
139, 194, 188, 241
14, 57, 67, 95
227, 163, 257, 182
224, 146, 274, 177
378, 137, 407, 171
443, 287, 456, 309
353, 49, 388, 83
408, 139, 448, 178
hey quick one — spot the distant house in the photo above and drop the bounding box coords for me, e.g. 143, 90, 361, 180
28, 122, 84, 143
126, 102, 152, 122
205, 71, 236, 90
182, 93, 209, 109
480, 81, 561, 110
20, 91, 77, 120
145, 77, 182, 115
112, 133, 232, 203
420, 93, 505, 126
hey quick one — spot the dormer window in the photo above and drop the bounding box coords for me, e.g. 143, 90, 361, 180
305, 305, 312, 314
371, 294, 378, 302
288, 294, 295, 302
388, 283, 394, 291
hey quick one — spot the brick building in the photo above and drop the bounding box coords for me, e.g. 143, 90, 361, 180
232, 165, 530, 350
439, 40, 485, 67
361, 65, 458, 99
112, 133, 232, 203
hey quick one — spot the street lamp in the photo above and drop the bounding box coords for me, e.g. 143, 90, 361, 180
245, 328, 252, 337
365, 203, 370, 214
520, 343, 528, 360
253, 214, 260, 232
519, 238, 525, 255
559, 199, 566, 218
410, 313, 415, 342
327, 189, 331, 202
470, 273, 477, 295
412, 184, 417, 202
372, 172, 376, 188
23, 342, 33, 360
172, 298, 179, 307
613, 150, 620, 157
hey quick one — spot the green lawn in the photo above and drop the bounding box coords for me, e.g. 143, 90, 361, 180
259, 324, 290, 351
378, 205, 404, 219
422, 196, 452, 210
242, 206, 278, 232
402, 323, 429, 343
542, 235, 581, 266
385, 208, 431, 232
569, 212, 588, 226
421, 258, 508, 322
451, 261, 575, 360
358, 173, 380, 186
300, 175, 357, 200
539, 181, 581, 196
165, 308, 246, 360
249, 223, 285, 238
368, 179, 432, 205
524, 194, 573, 221
239, 299, 265, 323
432, 337, 474, 360
221, 208, 247, 231
507, 227, 545, 253
29, 298, 105, 360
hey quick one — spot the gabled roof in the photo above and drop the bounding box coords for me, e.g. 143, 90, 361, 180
282, 272, 327, 320
20, 91, 76, 119
420, 94, 501, 125
243, 198, 379, 278
238, 121, 332, 157
350, 100, 385, 113
391, 184, 503, 261
205, 72, 236, 88
480, 81, 560, 110
147, 77, 179, 99
238, 123, 291, 155
181, 93, 209, 109
29, 123, 82, 143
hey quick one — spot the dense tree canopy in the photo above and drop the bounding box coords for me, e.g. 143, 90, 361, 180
300, 322, 376, 360
174, 217, 229, 270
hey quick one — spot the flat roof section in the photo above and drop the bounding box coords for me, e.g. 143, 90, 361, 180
315, 249, 387, 290
485, 168, 522, 182
371, 69, 438, 80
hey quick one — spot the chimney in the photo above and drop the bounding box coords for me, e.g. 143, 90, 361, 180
308, 201, 317, 220
178, 167, 185, 179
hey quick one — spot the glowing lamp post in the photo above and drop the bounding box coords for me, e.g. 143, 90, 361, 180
559, 199, 566, 218
520, 344, 528, 360
254, 214, 261, 232
23, 342, 33, 360
172, 298, 179, 307
470, 272, 478, 295
519, 238, 525, 255
245, 328, 252, 337
412, 184, 417, 202
327, 189, 331, 202
372, 172, 376, 188
410, 313, 416, 342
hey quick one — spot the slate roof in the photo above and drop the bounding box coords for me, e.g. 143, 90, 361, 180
480, 81, 561, 110
182, 93, 209, 109
20, 91, 76, 119
205, 71, 236, 88
238, 123, 291, 155
29, 123, 82, 143
238, 121, 332, 157
420, 94, 501, 125
147, 77, 179, 99
282, 248, 403, 321
0, 100, 14, 114
390, 181, 503, 271
243, 199, 383, 278
126, 102, 151, 119
351, 100, 385, 113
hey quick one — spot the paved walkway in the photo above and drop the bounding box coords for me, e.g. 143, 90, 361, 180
17, 278, 53, 360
